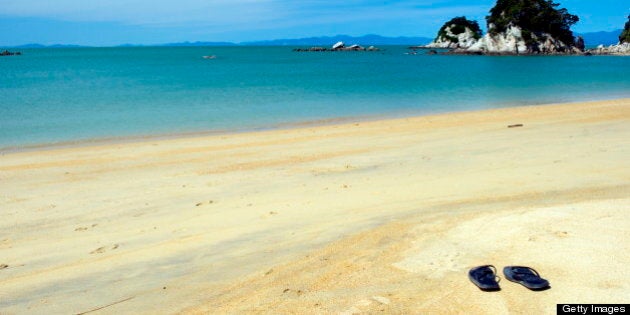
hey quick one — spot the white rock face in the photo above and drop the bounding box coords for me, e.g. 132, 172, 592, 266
424, 25, 480, 49
591, 42, 630, 55
466, 24, 577, 54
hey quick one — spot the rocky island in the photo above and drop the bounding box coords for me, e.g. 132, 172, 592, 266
423, 0, 585, 55
1, 50, 22, 56
422, 17, 482, 49
293, 41, 380, 52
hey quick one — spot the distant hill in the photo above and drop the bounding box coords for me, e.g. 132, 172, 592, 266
242, 34, 432, 46
578, 29, 623, 46
4, 35, 430, 48
6, 32, 616, 48
159, 41, 238, 47
11, 43, 87, 48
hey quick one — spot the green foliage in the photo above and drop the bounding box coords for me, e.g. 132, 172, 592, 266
619, 15, 630, 43
436, 16, 483, 42
521, 29, 533, 43
486, 0, 579, 46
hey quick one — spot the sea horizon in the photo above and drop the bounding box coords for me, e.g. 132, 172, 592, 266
1, 28, 624, 48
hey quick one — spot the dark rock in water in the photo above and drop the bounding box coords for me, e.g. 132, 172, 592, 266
294, 43, 380, 52
427, 50, 438, 55
295, 47, 322, 52
331, 43, 365, 51
1, 50, 21, 56
444, 50, 483, 55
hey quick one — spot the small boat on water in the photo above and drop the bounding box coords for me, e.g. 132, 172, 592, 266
202, 55, 217, 59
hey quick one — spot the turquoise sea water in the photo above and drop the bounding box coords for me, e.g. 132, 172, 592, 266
1, 46, 629, 149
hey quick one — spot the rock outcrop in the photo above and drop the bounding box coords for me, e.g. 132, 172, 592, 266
424, 17, 482, 49
587, 15, 630, 55
1, 50, 21, 56
440, 0, 583, 55
329, 42, 379, 51
590, 43, 630, 56
465, 24, 582, 54
293, 42, 381, 52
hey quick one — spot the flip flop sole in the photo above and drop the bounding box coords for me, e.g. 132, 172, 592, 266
468, 266, 500, 291
503, 266, 550, 290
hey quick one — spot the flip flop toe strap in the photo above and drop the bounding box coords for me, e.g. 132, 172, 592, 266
474, 266, 498, 283
510, 267, 546, 284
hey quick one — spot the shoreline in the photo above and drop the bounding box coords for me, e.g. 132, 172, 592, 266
1, 98, 629, 314
2, 97, 628, 155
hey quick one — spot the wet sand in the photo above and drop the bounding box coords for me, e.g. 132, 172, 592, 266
1, 99, 629, 314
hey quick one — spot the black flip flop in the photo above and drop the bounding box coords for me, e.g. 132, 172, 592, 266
468, 265, 501, 291
503, 266, 550, 290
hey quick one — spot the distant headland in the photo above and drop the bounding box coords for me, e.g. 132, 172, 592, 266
3, 35, 432, 49
417, 0, 630, 56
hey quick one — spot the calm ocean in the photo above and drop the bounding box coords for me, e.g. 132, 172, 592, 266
1, 46, 629, 149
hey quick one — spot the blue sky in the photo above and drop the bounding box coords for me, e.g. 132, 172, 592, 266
1, 0, 628, 46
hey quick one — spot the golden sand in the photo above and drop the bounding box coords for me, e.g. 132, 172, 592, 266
1, 99, 629, 314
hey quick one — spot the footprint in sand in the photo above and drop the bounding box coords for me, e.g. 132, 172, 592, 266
90, 244, 119, 254
195, 200, 215, 207
75, 224, 98, 232
281, 288, 305, 296
91, 247, 106, 254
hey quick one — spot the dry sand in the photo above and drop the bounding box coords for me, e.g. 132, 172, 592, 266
0, 99, 629, 314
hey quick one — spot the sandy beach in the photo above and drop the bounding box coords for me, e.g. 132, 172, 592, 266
1, 99, 629, 314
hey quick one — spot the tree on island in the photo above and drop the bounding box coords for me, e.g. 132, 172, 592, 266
620, 15, 630, 43
486, 0, 579, 47
435, 16, 483, 43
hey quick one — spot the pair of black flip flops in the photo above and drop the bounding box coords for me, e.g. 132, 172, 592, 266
468, 265, 550, 291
